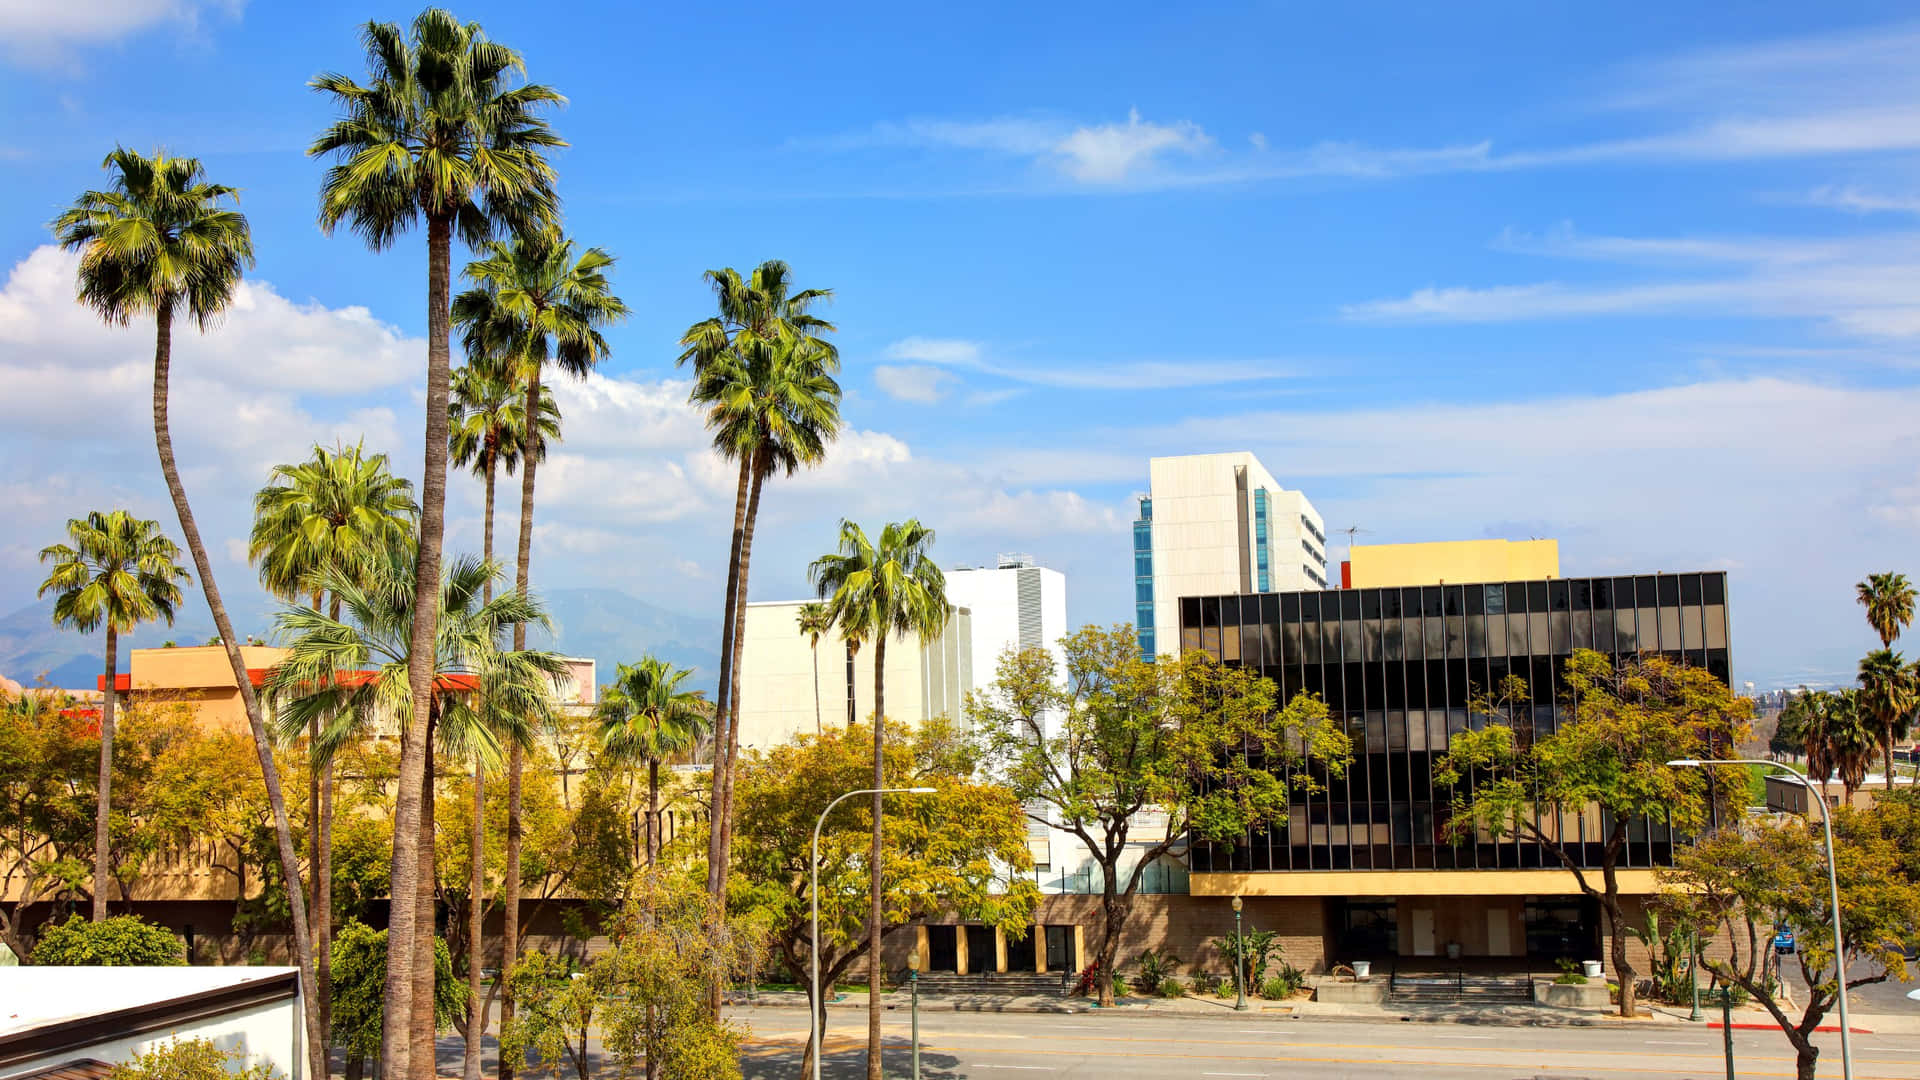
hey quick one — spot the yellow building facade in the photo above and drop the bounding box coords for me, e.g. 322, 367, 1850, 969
1345, 538, 1559, 589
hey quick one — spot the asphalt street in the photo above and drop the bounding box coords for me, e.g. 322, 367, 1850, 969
734, 1006, 1920, 1080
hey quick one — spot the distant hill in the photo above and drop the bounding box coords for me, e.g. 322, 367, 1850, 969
0, 587, 721, 698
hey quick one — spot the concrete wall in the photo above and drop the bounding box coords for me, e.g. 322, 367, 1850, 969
1347, 539, 1561, 589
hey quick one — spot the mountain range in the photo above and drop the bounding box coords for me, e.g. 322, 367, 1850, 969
0, 586, 721, 698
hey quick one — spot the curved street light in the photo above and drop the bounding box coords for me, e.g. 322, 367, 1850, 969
1668, 757, 1852, 1080
810, 786, 938, 1080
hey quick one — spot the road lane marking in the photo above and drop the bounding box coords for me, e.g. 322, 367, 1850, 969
1647, 1040, 1703, 1046
1431, 1035, 1495, 1039
1201, 1072, 1265, 1077
971, 1067, 1054, 1072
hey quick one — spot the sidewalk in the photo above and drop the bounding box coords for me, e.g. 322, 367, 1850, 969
734, 988, 1920, 1034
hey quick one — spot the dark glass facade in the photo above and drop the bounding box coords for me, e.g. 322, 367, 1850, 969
1177, 572, 1731, 875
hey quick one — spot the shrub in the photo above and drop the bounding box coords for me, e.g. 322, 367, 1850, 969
107, 1038, 275, 1080
1133, 948, 1179, 995
33, 915, 183, 966
1158, 976, 1186, 998
1190, 972, 1222, 996
1260, 962, 1306, 999
330, 920, 466, 1060
1554, 958, 1589, 985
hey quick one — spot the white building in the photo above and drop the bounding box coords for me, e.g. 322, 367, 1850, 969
1133, 452, 1326, 660
943, 555, 1067, 707
733, 600, 973, 754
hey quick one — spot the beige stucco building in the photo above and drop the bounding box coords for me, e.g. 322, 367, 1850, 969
733, 600, 973, 753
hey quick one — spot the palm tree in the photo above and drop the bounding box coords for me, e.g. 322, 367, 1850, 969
447, 356, 557, 1080
1803, 689, 1878, 801
265, 550, 564, 1080
596, 657, 709, 866
36, 510, 191, 921
452, 226, 625, 1058
796, 602, 831, 736
309, 14, 562, 1074
1858, 572, 1915, 649
449, 357, 560, 586
249, 442, 416, 1042
51, 148, 322, 1078
679, 264, 841, 916
808, 519, 947, 1080
1858, 649, 1916, 786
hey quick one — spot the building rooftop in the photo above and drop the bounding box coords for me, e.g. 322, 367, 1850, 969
0, 967, 296, 1036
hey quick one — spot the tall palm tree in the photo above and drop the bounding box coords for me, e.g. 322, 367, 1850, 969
1802, 689, 1878, 801
809, 519, 947, 1080
447, 356, 557, 1080
249, 442, 416, 1043
1858, 572, 1916, 649
309, 14, 562, 1075
596, 657, 709, 866
452, 225, 625, 1059
680, 265, 841, 916
1858, 649, 1916, 786
51, 148, 323, 1080
449, 356, 560, 588
796, 602, 831, 736
36, 510, 191, 921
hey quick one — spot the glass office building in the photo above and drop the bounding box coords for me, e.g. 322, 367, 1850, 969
1177, 572, 1731, 876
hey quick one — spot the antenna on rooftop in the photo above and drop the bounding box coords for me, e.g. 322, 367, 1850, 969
1339, 525, 1372, 552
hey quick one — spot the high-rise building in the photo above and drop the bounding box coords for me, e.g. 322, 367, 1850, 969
1133, 452, 1326, 659
945, 555, 1067, 709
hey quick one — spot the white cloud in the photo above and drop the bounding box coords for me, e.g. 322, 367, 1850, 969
882, 336, 1294, 389
1052, 108, 1212, 183
1343, 226, 1920, 338
1806, 185, 1920, 215
872, 365, 953, 404
0, 0, 242, 65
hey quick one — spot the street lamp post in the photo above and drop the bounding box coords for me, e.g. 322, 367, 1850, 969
1232, 896, 1248, 1011
1669, 758, 1853, 1080
907, 949, 922, 1080
1688, 929, 1703, 1023
811, 786, 937, 1080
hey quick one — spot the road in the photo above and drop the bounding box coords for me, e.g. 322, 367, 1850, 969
732, 1006, 1920, 1080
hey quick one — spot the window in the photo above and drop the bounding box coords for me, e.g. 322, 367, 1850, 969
1135, 581, 1153, 603
1137, 496, 1152, 521
1485, 584, 1506, 615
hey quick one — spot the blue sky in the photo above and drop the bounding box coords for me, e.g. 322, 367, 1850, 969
4, 1, 1920, 688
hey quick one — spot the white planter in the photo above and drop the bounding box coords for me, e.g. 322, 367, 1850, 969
1352, 960, 1372, 981
1582, 960, 1604, 979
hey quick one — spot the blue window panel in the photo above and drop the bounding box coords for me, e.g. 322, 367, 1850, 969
1134, 552, 1153, 576
1135, 581, 1154, 603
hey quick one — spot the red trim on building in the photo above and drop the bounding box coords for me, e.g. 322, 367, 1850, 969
1340, 560, 1352, 589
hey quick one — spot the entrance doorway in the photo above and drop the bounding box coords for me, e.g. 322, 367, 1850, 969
1045, 925, 1078, 973
925, 926, 958, 972
964, 925, 997, 973
1005, 928, 1037, 972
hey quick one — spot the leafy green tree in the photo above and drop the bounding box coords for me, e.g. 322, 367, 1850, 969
502, 874, 754, 1080
36, 510, 190, 922
730, 719, 1038, 1078
1771, 689, 1814, 761
1858, 649, 1915, 786
796, 602, 831, 737
0, 692, 94, 960
596, 657, 709, 864
973, 626, 1350, 1006
452, 225, 625, 1065
50, 147, 319, 1075
331, 920, 467, 1080
678, 261, 841, 916
1433, 650, 1752, 1017
1857, 572, 1915, 649
250, 440, 415, 1037
808, 517, 947, 1074
1664, 797, 1920, 1080
107, 1037, 276, 1080
33, 913, 183, 965
309, 14, 563, 1073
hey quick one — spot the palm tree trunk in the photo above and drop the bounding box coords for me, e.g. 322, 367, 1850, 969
811, 641, 821, 737
704, 457, 752, 902
93, 624, 117, 921
867, 633, 887, 1080
464, 459, 496, 1080
319, 593, 340, 1049
151, 301, 322, 1080
647, 758, 661, 865
716, 460, 765, 872
502, 363, 545, 1080
413, 727, 438, 1080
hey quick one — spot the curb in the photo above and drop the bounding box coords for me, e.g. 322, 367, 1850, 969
1707, 1022, 1873, 1034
